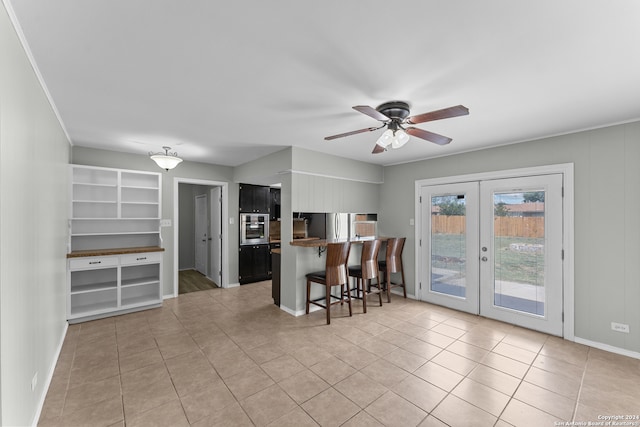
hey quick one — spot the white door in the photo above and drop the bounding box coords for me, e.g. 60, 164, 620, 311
420, 174, 564, 336
195, 194, 208, 275
479, 175, 563, 336
210, 187, 222, 286
420, 182, 480, 314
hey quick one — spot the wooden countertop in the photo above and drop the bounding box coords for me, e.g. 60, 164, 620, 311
289, 237, 388, 247
271, 248, 281, 255
67, 246, 165, 258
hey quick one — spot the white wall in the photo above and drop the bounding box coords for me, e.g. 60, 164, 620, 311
0, 4, 70, 425
379, 122, 640, 354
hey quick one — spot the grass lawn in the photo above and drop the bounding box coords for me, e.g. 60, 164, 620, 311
431, 233, 544, 285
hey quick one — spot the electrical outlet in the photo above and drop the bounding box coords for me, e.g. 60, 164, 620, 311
31, 372, 38, 391
611, 322, 630, 333
160, 219, 172, 227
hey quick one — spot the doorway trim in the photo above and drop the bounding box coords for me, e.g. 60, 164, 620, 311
414, 163, 574, 340
173, 177, 229, 296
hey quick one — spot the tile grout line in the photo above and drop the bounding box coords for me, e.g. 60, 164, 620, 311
571, 346, 590, 422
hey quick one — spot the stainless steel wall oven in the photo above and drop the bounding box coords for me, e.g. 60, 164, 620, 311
240, 214, 269, 245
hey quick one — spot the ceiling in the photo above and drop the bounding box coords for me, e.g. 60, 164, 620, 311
6, 1, 640, 167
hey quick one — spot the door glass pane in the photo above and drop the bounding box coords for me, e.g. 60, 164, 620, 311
431, 194, 466, 297
493, 191, 545, 315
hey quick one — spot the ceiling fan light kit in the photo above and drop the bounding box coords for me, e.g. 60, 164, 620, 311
149, 146, 183, 170
325, 100, 469, 154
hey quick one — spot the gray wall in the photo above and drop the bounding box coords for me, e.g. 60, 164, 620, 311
1, 5, 70, 425
178, 184, 208, 270
232, 146, 384, 312
379, 122, 640, 354
71, 146, 238, 295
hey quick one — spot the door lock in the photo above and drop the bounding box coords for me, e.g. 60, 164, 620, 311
481, 256, 488, 262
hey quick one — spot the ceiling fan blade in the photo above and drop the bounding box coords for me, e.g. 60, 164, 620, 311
324, 127, 379, 141
372, 143, 385, 154
407, 105, 469, 124
353, 105, 391, 122
406, 127, 452, 145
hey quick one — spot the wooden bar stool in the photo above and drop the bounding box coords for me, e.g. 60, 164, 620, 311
347, 239, 382, 313
306, 242, 352, 324
379, 237, 407, 303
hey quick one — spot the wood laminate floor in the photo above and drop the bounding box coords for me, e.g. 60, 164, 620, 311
179, 269, 218, 294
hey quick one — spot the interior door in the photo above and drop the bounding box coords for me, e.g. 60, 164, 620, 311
210, 187, 222, 286
194, 194, 208, 275
480, 175, 563, 336
420, 182, 480, 314
419, 174, 564, 336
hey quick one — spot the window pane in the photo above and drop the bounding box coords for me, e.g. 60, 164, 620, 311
493, 191, 545, 315
431, 195, 466, 298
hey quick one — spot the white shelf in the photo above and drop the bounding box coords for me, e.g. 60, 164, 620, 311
70, 300, 118, 316
70, 281, 118, 294
68, 165, 163, 323
72, 231, 160, 237
121, 295, 158, 308
72, 217, 159, 221
122, 277, 160, 287
73, 183, 117, 188
121, 201, 159, 205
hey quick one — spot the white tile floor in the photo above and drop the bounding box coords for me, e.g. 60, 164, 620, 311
39, 281, 640, 426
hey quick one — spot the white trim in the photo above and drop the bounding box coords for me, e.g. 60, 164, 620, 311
227, 282, 240, 288
31, 322, 68, 427
575, 337, 640, 360
280, 304, 307, 317
414, 163, 575, 340
285, 290, 417, 317
282, 169, 384, 185
3, 0, 73, 145
173, 178, 229, 297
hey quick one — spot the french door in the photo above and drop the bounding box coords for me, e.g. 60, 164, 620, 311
420, 174, 564, 336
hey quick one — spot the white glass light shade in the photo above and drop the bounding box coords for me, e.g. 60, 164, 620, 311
376, 129, 394, 149
150, 154, 183, 170
391, 129, 410, 149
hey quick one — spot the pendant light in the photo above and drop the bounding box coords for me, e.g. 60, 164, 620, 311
149, 146, 183, 171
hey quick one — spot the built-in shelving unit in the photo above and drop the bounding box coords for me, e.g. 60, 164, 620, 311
67, 165, 164, 323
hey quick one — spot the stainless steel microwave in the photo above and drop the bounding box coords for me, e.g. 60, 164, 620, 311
240, 214, 269, 245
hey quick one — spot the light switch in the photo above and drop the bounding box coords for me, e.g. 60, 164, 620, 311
409, 218, 415, 226
160, 219, 172, 227
229, 217, 235, 225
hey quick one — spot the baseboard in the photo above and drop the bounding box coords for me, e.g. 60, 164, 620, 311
279, 303, 323, 317
390, 288, 417, 299
574, 336, 640, 360
278, 290, 417, 317
226, 282, 240, 289
32, 321, 68, 427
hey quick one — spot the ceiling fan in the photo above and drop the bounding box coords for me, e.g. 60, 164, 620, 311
324, 101, 469, 154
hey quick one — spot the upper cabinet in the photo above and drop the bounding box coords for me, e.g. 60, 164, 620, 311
239, 183, 270, 213
69, 165, 162, 253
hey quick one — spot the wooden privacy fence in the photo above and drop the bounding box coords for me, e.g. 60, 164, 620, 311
432, 215, 545, 238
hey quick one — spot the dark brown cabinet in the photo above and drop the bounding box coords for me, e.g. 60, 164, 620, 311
270, 188, 281, 220
239, 184, 270, 213
239, 244, 270, 284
